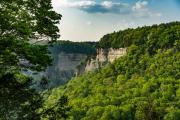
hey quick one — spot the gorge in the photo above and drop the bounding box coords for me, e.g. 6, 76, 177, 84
33, 41, 127, 89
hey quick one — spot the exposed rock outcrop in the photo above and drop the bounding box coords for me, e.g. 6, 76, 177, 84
85, 48, 127, 72
35, 52, 87, 88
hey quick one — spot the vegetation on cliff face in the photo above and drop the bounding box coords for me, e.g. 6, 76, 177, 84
45, 22, 180, 120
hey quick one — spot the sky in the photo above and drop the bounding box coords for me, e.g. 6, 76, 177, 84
52, 0, 180, 41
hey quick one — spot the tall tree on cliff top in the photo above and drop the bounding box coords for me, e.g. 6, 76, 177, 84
0, 0, 61, 119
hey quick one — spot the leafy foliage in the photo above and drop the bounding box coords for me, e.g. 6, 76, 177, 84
99, 22, 180, 51
0, 0, 62, 119
45, 22, 180, 120
41, 95, 71, 120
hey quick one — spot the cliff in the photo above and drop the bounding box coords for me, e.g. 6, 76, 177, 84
32, 42, 126, 89
85, 48, 127, 72
44, 52, 87, 88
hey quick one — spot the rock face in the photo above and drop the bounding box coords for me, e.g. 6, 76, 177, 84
45, 52, 87, 88
85, 48, 127, 72
33, 47, 127, 89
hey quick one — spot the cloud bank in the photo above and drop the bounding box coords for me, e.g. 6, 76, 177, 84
55, 0, 129, 14
53, 0, 162, 17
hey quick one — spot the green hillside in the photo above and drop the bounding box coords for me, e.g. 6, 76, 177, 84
44, 22, 180, 120
99, 22, 179, 51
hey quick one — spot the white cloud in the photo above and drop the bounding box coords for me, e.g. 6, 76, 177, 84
52, 0, 129, 14
132, 1, 148, 11
53, 0, 96, 8
132, 1, 162, 18
71, 1, 96, 8
101, 1, 113, 8
101, 1, 128, 9
52, 0, 162, 17
86, 21, 92, 25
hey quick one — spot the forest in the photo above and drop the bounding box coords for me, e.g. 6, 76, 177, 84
0, 0, 180, 120
45, 22, 180, 120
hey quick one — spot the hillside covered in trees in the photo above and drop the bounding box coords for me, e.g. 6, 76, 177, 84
44, 22, 180, 120
99, 22, 179, 50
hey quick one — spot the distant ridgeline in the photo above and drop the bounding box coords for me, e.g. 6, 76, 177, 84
50, 40, 97, 55
44, 22, 180, 120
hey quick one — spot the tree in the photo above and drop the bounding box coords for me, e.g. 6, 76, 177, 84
41, 95, 71, 120
0, 0, 61, 119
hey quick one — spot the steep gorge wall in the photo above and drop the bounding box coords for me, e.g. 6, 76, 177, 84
45, 52, 87, 87
33, 47, 127, 89
85, 48, 127, 72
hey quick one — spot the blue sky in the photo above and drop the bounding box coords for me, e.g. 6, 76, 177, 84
52, 0, 180, 41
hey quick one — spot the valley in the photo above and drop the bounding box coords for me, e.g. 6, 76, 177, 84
1, 0, 180, 119
34, 41, 127, 89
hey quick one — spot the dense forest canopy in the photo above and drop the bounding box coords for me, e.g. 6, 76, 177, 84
99, 22, 180, 50
45, 22, 180, 120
